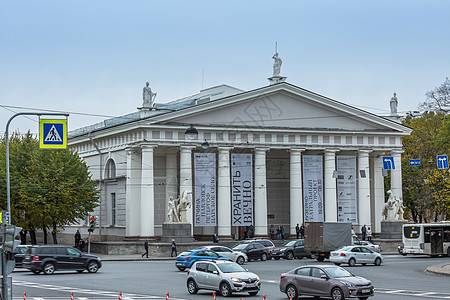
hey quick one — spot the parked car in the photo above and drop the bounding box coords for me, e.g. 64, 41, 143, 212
12, 245, 30, 268
22, 245, 102, 275
187, 259, 261, 297
239, 239, 275, 259
271, 239, 309, 260
232, 242, 269, 262
330, 246, 383, 267
175, 249, 231, 271
354, 240, 381, 252
280, 265, 374, 300
203, 245, 247, 265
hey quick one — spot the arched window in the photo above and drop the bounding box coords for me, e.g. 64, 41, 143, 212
105, 159, 116, 179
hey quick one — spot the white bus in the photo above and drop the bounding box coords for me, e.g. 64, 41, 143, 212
402, 222, 450, 256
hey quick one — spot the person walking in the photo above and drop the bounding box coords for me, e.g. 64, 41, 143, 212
79, 238, 85, 252
141, 238, 149, 258
361, 225, 367, 241
295, 224, 300, 239
300, 223, 305, 239
74, 230, 81, 249
367, 227, 372, 242
171, 239, 177, 257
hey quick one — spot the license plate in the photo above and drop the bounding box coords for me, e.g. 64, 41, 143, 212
176, 263, 182, 265
361, 289, 370, 293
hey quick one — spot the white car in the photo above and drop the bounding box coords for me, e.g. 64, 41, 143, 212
330, 245, 383, 267
355, 240, 382, 252
203, 246, 248, 265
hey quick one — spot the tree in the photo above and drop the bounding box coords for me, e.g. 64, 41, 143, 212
419, 77, 450, 112
0, 132, 99, 244
401, 112, 449, 222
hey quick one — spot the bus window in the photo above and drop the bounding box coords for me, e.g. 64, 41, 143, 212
404, 226, 420, 238
424, 227, 430, 243
444, 228, 450, 243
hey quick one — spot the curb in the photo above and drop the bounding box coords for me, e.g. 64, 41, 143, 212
425, 264, 450, 277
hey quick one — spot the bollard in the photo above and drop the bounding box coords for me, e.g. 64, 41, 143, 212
166, 291, 169, 300
290, 294, 293, 300
71, 291, 74, 300
23, 292, 26, 300
212, 291, 216, 300
262, 294, 266, 300
118, 291, 122, 300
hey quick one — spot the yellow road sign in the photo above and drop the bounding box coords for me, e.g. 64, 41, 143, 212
39, 119, 67, 149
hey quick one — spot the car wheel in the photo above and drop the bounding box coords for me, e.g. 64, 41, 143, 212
220, 282, 232, 297
348, 258, 356, 267
286, 251, 294, 260
298, 256, 304, 260
187, 279, 198, 294
274, 257, 280, 260
32, 270, 41, 275
317, 256, 325, 262
87, 261, 99, 273
334, 262, 341, 266
261, 253, 267, 261
374, 257, 382, 266
331, 287, 345, 300
43, 262, 55, 275
285, 284, 298, 300
236, 256, 245, 265
177, 267, 186, 271
249, 291, 258, 296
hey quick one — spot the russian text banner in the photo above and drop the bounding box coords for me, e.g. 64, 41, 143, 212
231, 153, 253, 226
302, 155, 324, 222
194, 153, 217, 226
337, 156, 358, 224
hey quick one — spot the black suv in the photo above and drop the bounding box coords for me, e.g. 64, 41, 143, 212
232, 242, 270, 262
270, 239, 310, 260
240, 239, 275, 260
22, 245, 102, 275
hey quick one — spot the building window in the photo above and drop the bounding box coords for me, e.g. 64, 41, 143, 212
106, 159, 116, 179
111, 193, 116, 226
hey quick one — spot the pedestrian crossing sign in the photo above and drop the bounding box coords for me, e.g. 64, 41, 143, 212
39, 119, 67, 149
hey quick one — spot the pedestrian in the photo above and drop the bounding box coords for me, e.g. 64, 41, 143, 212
367, 227, 372, 242
269, 224, 275, 240
361, 224, 367, 241
281, 225, 285, 239
249, 225, 254, 238
171, 239, 177, 257
300, 223, 305, 239
277, 226, 281, 240
295, 224, 300, 239
80, 238, 85, 252
141, 238, 149, 258
213, 233, 219, 243
74, 230, 81, 249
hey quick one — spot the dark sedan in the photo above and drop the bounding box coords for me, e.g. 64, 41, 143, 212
232, 242, 269, 262
280, 265, 374, 300
271, 239, 309, 260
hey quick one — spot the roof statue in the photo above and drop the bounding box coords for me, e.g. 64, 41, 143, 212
268, 43, 287, 85
390, 93, 398, 116
143, 82, 157, 108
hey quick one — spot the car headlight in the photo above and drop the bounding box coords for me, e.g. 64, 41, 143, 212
231, 277, 242, 283
280, 248, 286, 252
341, 281, 355, 288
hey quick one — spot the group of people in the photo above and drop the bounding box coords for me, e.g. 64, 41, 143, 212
360, 224, 372, 242
74, 230, 89, 252
268, 223, 305, 240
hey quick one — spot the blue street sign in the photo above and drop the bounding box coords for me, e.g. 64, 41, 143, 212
383, 156, 395, 170
409, 159, 421, 167
437, 155, 449, 169
39, 119, 67, 149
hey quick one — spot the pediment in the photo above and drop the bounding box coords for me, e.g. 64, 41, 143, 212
153, 83, 410, 134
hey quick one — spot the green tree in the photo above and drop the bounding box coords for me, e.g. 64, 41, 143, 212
401, 112, 449, 222
419, 77, 450, 112
0, 132, 99, 244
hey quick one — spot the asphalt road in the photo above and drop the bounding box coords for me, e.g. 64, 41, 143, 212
10, 254, 450, 300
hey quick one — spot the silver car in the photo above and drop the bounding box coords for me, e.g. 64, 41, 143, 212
187, 260, 260, 297
330, 246, 383, 267
202, 245, 248, 265
279, 265, 374, 300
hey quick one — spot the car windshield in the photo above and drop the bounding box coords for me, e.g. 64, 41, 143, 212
282, 240, 296, 247
233, 244, 247, 250
217, 263, 246, 273
324, 267, 353, 278
179, 251, 192, 256
336, 246, 351, 252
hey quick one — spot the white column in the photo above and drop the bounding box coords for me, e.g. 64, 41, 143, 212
180, 146, 195, 234
254, 148, 268, 236
125, 148, 141, 237
290, 148, 304, 235
324, 149, 339, 222
218, 147, 233, 237
165, 149, 178, 222
140, 145, 156, 237
373, 152, 385, 233
391, 149, 404, 199
358, 150, 372, 228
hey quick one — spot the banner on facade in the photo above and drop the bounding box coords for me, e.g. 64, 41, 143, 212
336, 156, 358, 224
194, 153, 217, 226
231, 153, 253, 226
302, 155, 324, 222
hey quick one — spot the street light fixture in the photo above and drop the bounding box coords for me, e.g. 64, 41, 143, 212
201, 139, 210, 149
185, 124, 198, 140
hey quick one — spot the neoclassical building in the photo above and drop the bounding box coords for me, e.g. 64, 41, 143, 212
68, 81, 411, 241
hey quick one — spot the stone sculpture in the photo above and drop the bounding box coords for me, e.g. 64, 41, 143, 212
167, 196, 180, 223
177, 190, 192, 223
382, 190, 405, 221
390, 93, 398, 116
142, 82, 157, 107
272, 52, 282, 77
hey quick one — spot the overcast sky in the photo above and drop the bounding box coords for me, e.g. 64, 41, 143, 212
1, 1, 449, 136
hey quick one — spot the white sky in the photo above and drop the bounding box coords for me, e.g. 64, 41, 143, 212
1, 0, 449, 136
